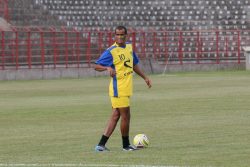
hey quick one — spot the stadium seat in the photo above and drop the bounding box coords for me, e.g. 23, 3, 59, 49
7, 0, 250, 38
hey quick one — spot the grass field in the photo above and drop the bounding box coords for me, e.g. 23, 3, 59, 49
0, 70, 250, 167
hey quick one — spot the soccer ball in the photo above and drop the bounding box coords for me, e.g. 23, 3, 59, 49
133, 134, 149, 148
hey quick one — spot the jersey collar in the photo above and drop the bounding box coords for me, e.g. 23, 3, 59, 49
114, 42, 126, 48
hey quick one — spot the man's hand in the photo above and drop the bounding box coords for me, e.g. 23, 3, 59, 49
144, 77, 152, 88
133, 64, 152, 88
106, 67, 116, 77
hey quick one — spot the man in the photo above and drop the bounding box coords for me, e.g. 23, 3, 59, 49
94, 26, 152, 151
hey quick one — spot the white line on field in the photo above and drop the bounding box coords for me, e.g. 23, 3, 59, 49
0, 164, 213, 167
157, 74, 177, 77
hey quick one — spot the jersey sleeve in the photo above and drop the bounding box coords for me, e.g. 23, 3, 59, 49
95, 50, 113, 66
133, 51, 139, 66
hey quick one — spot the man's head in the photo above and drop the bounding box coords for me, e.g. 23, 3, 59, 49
115, 26, 127, 46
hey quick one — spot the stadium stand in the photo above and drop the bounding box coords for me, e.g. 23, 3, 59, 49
0, 0, 249, 75
3, 0, 249, 31
29, 0, 250, 31
6, 0, 65, 27
1, 0, 249, 34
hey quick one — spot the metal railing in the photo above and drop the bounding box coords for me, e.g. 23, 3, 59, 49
0, 27, 247, 70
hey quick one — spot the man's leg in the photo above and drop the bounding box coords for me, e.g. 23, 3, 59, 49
97, 108, 120, 147
118, 107, 130, 137
118, 107, 133, 149
104, 108, 120, 137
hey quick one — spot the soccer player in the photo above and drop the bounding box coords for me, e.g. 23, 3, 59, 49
94, 26, 152, 151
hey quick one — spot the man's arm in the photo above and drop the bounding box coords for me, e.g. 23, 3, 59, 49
94, 64, 116, 77
133, 64, 152, 88
94, 64, 108, 71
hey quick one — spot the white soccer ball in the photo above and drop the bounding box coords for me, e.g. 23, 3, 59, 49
133, 134, 149, 148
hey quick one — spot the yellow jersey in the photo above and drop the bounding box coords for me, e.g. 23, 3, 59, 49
95, 42, 139, 97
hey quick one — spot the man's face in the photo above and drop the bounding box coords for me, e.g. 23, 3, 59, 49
115, 29, 127, 46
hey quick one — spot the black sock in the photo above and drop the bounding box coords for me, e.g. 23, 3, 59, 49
98, 135, 109, 146
122, 136, 130, 148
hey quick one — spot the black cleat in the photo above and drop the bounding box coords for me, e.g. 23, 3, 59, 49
123, 145, 137, 151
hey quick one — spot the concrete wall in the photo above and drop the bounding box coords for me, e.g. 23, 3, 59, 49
0, 60, 246, 80
139, 58, 245, 74
0, 68, 107, 80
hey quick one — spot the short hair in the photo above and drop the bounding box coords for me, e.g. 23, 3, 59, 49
115, 26, 127, 34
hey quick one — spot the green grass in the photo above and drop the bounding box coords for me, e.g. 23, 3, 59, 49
0, 71, 250, 167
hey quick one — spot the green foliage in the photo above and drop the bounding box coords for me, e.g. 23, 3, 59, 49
0, 71, 250, 167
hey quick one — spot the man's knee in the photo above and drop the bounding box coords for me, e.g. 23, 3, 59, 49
111, 110, 120, 121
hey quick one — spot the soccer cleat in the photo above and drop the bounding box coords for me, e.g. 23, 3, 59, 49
123, 145, 138, 151
95, 145, 110, 152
